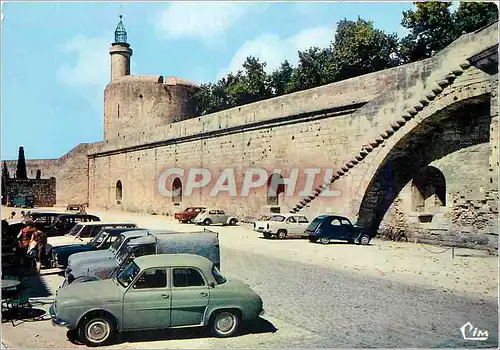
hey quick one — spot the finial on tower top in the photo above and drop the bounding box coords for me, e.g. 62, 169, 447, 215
114, 14, 128, 44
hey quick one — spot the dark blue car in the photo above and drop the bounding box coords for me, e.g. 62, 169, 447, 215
50, 227, 145, 269
306, 215, 371, 245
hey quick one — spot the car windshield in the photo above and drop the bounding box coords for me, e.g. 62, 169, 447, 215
117, 261, 140, 287
89, 230, 109, 246
109, 235, 124, 253
116, 244, 131, 263
212, 265, 226, 284
307, 217, 323, 231
67, 224, 82, 236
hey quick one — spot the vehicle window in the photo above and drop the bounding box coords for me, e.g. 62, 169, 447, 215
67, 224, 82, 236
331, 219, 341, 226
217, 210, 225, 215
208, 210, 217, 215
134, 269, 167, 289
296, 216, 309, 223
287, 217, 296, 223
195, 208, 202, 213
77, 226, 93, 238
270, 215, 285, 222
110, 235, 124, 252
173, 268, 205, 287
341, 219, 351, 226
212, 265, 226, 285
186, 208, 194, 212
117, 262, 140, 287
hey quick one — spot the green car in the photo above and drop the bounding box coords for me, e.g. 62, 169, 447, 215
50, 253, 264, 346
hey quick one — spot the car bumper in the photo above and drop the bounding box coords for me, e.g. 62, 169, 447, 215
49, 304, 70, 328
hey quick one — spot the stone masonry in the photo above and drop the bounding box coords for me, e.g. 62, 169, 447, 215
3, 21, 498, 250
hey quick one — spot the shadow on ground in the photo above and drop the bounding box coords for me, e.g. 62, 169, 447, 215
67, 317, 277, 345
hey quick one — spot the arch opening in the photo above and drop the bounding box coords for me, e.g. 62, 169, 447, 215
116, 180, 123, 204
356, 95, 490, 236
267, 173, 285, 206
172, 177, 182, 203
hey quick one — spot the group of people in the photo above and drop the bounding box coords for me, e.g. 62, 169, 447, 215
16, 220, 47, 275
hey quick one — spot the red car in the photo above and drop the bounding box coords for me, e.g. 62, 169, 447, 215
174, 207, 206, 223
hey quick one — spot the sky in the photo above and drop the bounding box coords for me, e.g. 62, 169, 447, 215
1, 1, 415, 161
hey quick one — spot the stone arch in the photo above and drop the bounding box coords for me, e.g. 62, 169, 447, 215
172, 177, 182, 203
116, 180, 123, 203
267, 173, 285, 206
352, 87, 491, 235
411, 165, 446, 212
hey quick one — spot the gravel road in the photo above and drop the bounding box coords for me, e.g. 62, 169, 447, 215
220, 248, 498, 348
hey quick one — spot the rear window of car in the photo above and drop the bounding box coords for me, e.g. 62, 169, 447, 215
270, 215, 285, 222
307, 217, 323, 231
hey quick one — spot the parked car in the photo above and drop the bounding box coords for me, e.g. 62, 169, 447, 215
50, 227, 145, 269
46, 221, 138, 253
306, 214, 371, 245
66, 204, 86, 214
7, 195, 34, 208
174, 206, 206, 223
28, 211, 67, 233
50, 253, 264, 346
48, 213, 101, 236
64, 229, 220, 286
193, 209, 238, 226
261, 213, 310, 239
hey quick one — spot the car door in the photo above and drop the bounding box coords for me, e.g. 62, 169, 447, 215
170, 267, 210, 327
122, 268, 171, 330
285, 216, 298, 235
340, 218, 356, 239
329, 217, 348, 240
293, 216, 310, 236
217, 210, 227, 224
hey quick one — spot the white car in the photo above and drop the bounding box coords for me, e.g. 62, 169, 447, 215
262, 214, 310, 239
193, 209, 238, 226
46, 222, 137, 253
253, 215, 273, 232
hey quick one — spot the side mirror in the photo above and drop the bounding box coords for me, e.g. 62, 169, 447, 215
209, 282, 215, 288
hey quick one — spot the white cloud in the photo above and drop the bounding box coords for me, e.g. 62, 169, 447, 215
155, 2, 268, 42
57, 34, 116, 110
217, 26, 333, 80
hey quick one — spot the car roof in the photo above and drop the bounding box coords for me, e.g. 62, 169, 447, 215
30, 211, 66, 215
102, 227, 146, 234
56, 213, 98, 218
134, 253, 213, 270
73, 221, 136, 226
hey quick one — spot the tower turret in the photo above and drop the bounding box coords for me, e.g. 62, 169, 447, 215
109, 15, 132, 81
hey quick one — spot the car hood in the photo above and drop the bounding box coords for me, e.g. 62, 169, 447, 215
53, 244, 93, 254
69, 257, 118, 279
57, 279, 123, 305
48, 236, 82, 248
67, 249, 114, 268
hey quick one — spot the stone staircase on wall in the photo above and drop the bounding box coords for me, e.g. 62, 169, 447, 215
289, 60, 476, 215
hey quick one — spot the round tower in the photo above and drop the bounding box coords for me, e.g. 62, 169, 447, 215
109, 15, 132, 81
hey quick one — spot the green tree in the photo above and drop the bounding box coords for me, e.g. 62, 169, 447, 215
288, 47, 332, 93
453, 2, 498, 35
16, 146, 27, 179
330, 18, 400, 82
269, 60, 294, 96
2, 161, 9, 179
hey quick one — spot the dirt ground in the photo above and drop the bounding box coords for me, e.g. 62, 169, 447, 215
3, 206, 498, 300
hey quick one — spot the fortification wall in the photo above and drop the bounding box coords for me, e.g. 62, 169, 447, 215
4, 177, 57, 207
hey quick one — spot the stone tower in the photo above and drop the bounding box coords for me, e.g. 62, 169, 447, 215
109, 15, 132, 81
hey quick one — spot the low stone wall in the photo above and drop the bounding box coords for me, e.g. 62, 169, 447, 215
4, 178, 57, 207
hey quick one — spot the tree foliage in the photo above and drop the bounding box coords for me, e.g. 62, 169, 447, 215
16, 146, 27, 179
193, 3, 498, 116
2, 161, 9, 179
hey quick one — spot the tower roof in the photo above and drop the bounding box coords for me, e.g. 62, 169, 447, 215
114, 15, 128, 44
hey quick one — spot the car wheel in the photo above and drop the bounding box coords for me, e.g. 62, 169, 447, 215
203, 218, 212, 226
277, 230, 287, 239
320, 237, 330, 245
359, 234, 371, 245
263, 232, 271, 239
78, 313, 116, 347
210, 310, 240, 338
229, 218, 237, 226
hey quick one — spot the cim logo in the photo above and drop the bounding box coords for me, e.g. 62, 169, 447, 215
460, 321, 489, 341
